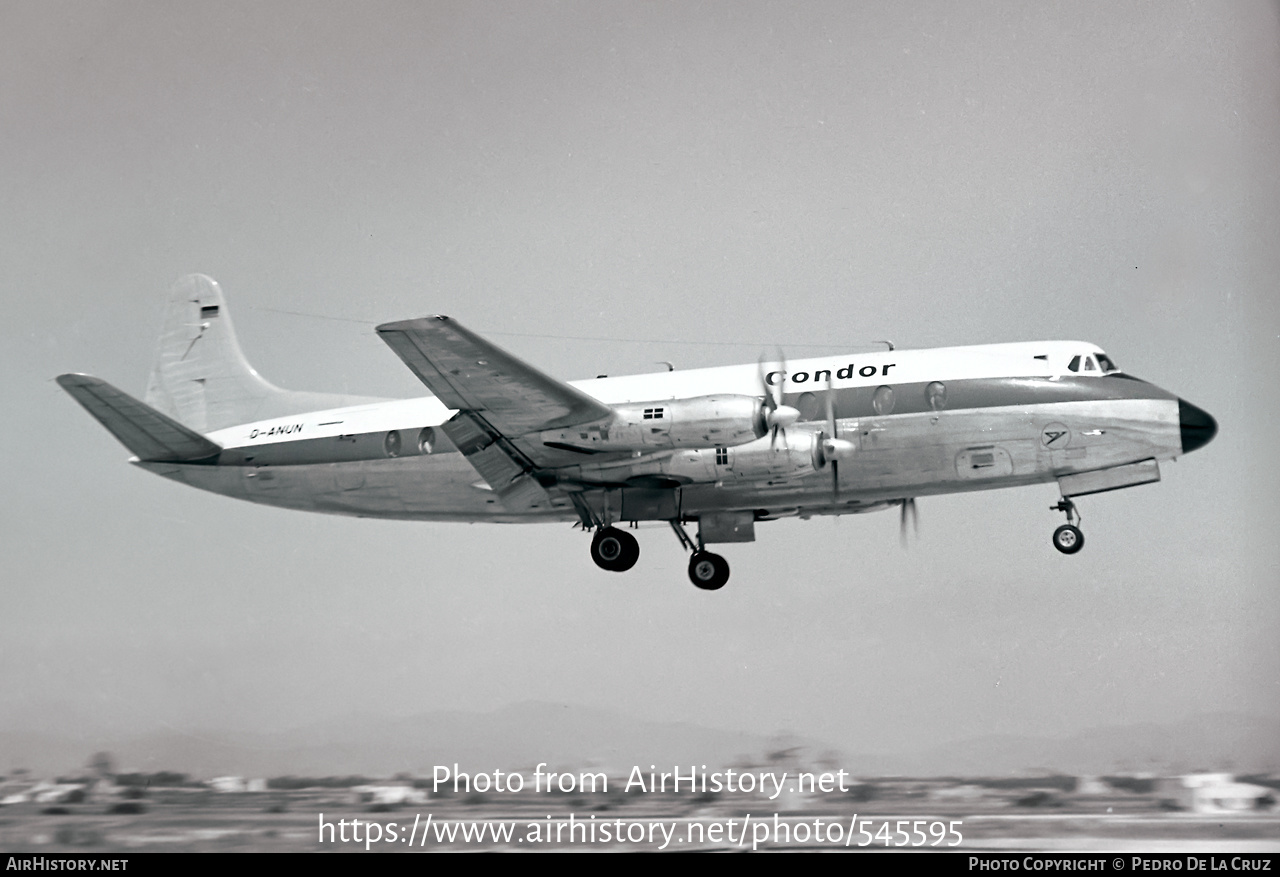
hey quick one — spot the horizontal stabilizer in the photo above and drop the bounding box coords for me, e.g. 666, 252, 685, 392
57, 374, 222, 463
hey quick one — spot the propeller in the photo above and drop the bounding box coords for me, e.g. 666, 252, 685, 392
898, 498, 919, 547
758, 352, 800, 450
820, 374, 857, 500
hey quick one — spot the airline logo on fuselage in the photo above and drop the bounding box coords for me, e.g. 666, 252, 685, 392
765, 363, 896, 385
248, 423, 303, 440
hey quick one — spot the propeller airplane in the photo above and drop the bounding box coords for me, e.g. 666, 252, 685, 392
58, 275, 1217, 591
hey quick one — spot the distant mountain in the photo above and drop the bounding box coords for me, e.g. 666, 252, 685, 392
111, 702, 807, 777
2, 703, 1276, 779
841, 713, 1280, 777
0, 702, 808, 778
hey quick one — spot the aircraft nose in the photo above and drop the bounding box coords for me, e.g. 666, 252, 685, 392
1178, 398, 1218, 454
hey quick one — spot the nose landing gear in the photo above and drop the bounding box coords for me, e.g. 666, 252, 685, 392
1050, 498, 1084, 555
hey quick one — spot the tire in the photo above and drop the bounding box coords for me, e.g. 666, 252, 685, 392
687, 551, 730, 590
591, 527, 639, 572
1052, 524, 1084, 555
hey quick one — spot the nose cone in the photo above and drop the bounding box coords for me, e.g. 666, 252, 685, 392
1178, 398, 1218, 454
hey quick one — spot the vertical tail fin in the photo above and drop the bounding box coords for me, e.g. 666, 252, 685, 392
144, 275, 379, 431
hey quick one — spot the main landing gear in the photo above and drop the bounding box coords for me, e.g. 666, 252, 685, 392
589, 526, 640, 572
583, 519, 732, 590
668, 519, 730, 590
1050, 497, 1084, 555
687, 551, 730, 591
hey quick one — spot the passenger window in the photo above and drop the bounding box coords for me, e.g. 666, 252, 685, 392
796, 392, 819, 422
872, 385, 895, 415
1067, 355, 1081, 373
925, 381, 946, 411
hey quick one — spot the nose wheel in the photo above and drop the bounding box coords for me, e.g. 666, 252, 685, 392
1050, 498, 1084, 554
1052, 524, 1084, 554
590, 526, 640, 571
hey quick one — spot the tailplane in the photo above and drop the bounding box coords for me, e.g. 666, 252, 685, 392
143, 275, 378, 431
58, 374, 221, 462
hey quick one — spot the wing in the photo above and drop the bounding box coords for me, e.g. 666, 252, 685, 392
376, 316, 612, 435
376, 316, 615, 510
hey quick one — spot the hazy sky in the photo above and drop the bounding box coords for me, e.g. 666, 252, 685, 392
2, 1, 1278, 766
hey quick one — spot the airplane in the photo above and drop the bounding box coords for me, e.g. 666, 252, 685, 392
58, 275, 1218, 591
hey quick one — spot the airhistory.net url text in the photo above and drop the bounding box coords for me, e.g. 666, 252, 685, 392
317, 812, 964, 850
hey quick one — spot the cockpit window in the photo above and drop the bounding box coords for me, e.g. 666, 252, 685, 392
1096, 353, 1118, 373
1083, 356, 1096, 371
1067, 355, 1081, 373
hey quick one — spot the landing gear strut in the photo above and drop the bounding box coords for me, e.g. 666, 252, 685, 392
590, 526, 639, 572
1050, 497, 1084, 555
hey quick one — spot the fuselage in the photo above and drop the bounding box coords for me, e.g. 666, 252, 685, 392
136, 340, 1212, 525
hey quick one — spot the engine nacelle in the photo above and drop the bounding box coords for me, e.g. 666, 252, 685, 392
552, 431, 824, 487
714, 433, 821, 482
705, 429, 852, 482
540, 394, 765, 452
